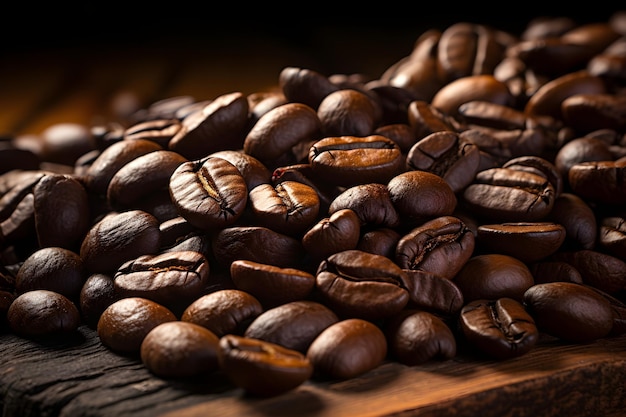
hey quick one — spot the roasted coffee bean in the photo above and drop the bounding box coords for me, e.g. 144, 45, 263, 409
97, 297, 177, 354
140, 321, 220, 378
80, 210, 161, 274
209, 149, 272, 191
0, 290, 15, 332
462, 167, 555, 222
454, 253, 535, 302
16, 246, 85, 301
243, 102, 321, 167
306, 318, 387, 380
309, 135, 404, 187
168, 92, 249, 160
568, 159, 626, 205
230, 260, 316, 308
212, 226, 305, 269
81, 138, 163, 196
181, 289, 263, 337
387, 170, 457, 228
356, 227, 401, 259
553, 136, 614, 182
528, 260, 584, 284
302, 208, 361, 262
385, 309, 457, 366
547, 192, 597, 250
406, 130, 481, 193
218, 334, 313, 397
401, 269, 464, 317
32, 173, 90, 249
598, 215, 626, 259
246, 91, 289, 128
244, 300, 339, 353
38, 122, 96, 166
502, 155, 563, 198
79, 273, 119, 329
123, 118, 182, 148
328, 183, 399, 229
278, 66, 340, 110
248, 181, 320, 237
315, 249, 409, 320
459, 297, 539, 359
114, 250, 210, 314
476, 222, 566, 263
395, 215, 475, 279
107, 150, 187, 210
457, 100, 527, 131
168, 156, 248, 231
374, 123, 416, 154
561, 93, 626, 133
271, 163, 342, 213
552, 249, 626, 295
407, 100, 457, 141
431, 74, 513, 117
523, 281, 613, 343
7, 289, 81, 339
317, 89, 377, 137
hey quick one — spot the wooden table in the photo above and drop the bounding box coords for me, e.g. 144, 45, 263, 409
2, 11, 626, 417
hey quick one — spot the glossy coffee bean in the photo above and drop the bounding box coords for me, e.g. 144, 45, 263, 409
80, 210, 161, 274
454, 253, 535, 302
7, 289, 81, 339
401, 269, 464, 317
230, 260, 315, 308
79, 273, 119, 329
140, 321, 220, 378
306, 318, 387, 380
459, 297, 539, 359
218, 334, 313, 397
523, 282, 613, 343
395, 215, 475, 279
302, 208, 361, 262
123, 118, 182, 148
114, 250, 210, 314
315, 249, 409, 320
476, 222, 566, 263
547, 192, 597, 250
169, 156, 248, 231
309, 135, 404, 188
552, 249, 626, 295
431, 74, 513, 118
209, 149, 272, 191
528, 260, 583, 285
598, 215, 626, 259
385, 309, 456, 366
356, 227, 401, 259
568, 159, 626, 205
244, 300, 339, 353
328, 183, 399, 229
97, 297, 177, 354
317, 89, 377, 137
181, 289, 263, 337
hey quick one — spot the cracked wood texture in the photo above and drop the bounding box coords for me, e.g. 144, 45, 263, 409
2, 8, 626, 417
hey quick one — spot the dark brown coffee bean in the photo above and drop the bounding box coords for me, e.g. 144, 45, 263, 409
317, 89, 377, 137
598, 215, 626, 259
552, 249, 626, 295
302, 208, 361, 262
401, 269, 464, 317
387, 170, 457, 228
16, 246, 85, 301
476, 222, 566, 263
248, 181, 320, 237
244, 300, 339, 353
79, 273, 119, 329
528, 260, 584, 285
181, 289, 263, 337
431, 75, 513, 118
243, 102, 321, 167
218, 334, 313, 397
356, 227, 401, 259
168, 92, 249, 160
547, 192, 597, 250
459, 297, 539, 359
306, 318, 387, 380
7, 289, 81, 339
32, 173, 90, 249
523, 281, 613, 343
406, 130, 480, 193
309, 135, 404, 187
395, 215, 475, 279
97, 297, 177, 354
502, 155, 563, 198
457, 100, 527, 131
407, 100, 457, 141
554, 136, 614, 182
80, 210, 161, 274
328, 183, 400, 229
462, 167, 555, 222
561, 93, 626, 133
278, 67, 340, 109
123, 118, 182, 148
374, 123, 416, 154
568, 159, 626, 205
168, 156, 248, 231
385, 309, 456, 366
454, 253, 535, 302
211, 226, 305, 269
114, 250, 210, 314
140, 321, 220, 378
106, 150, 187, 210
209, 149, 272, 191
230, 260, 315, 308
315, 249, 409, 320
38, 123, 96, 166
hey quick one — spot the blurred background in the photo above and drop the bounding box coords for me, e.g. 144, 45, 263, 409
2, 3, 624, 136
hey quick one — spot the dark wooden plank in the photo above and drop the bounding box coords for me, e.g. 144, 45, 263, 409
1, 326, 625, 417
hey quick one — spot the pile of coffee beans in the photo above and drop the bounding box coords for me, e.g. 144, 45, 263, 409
2, 12, 626, 397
